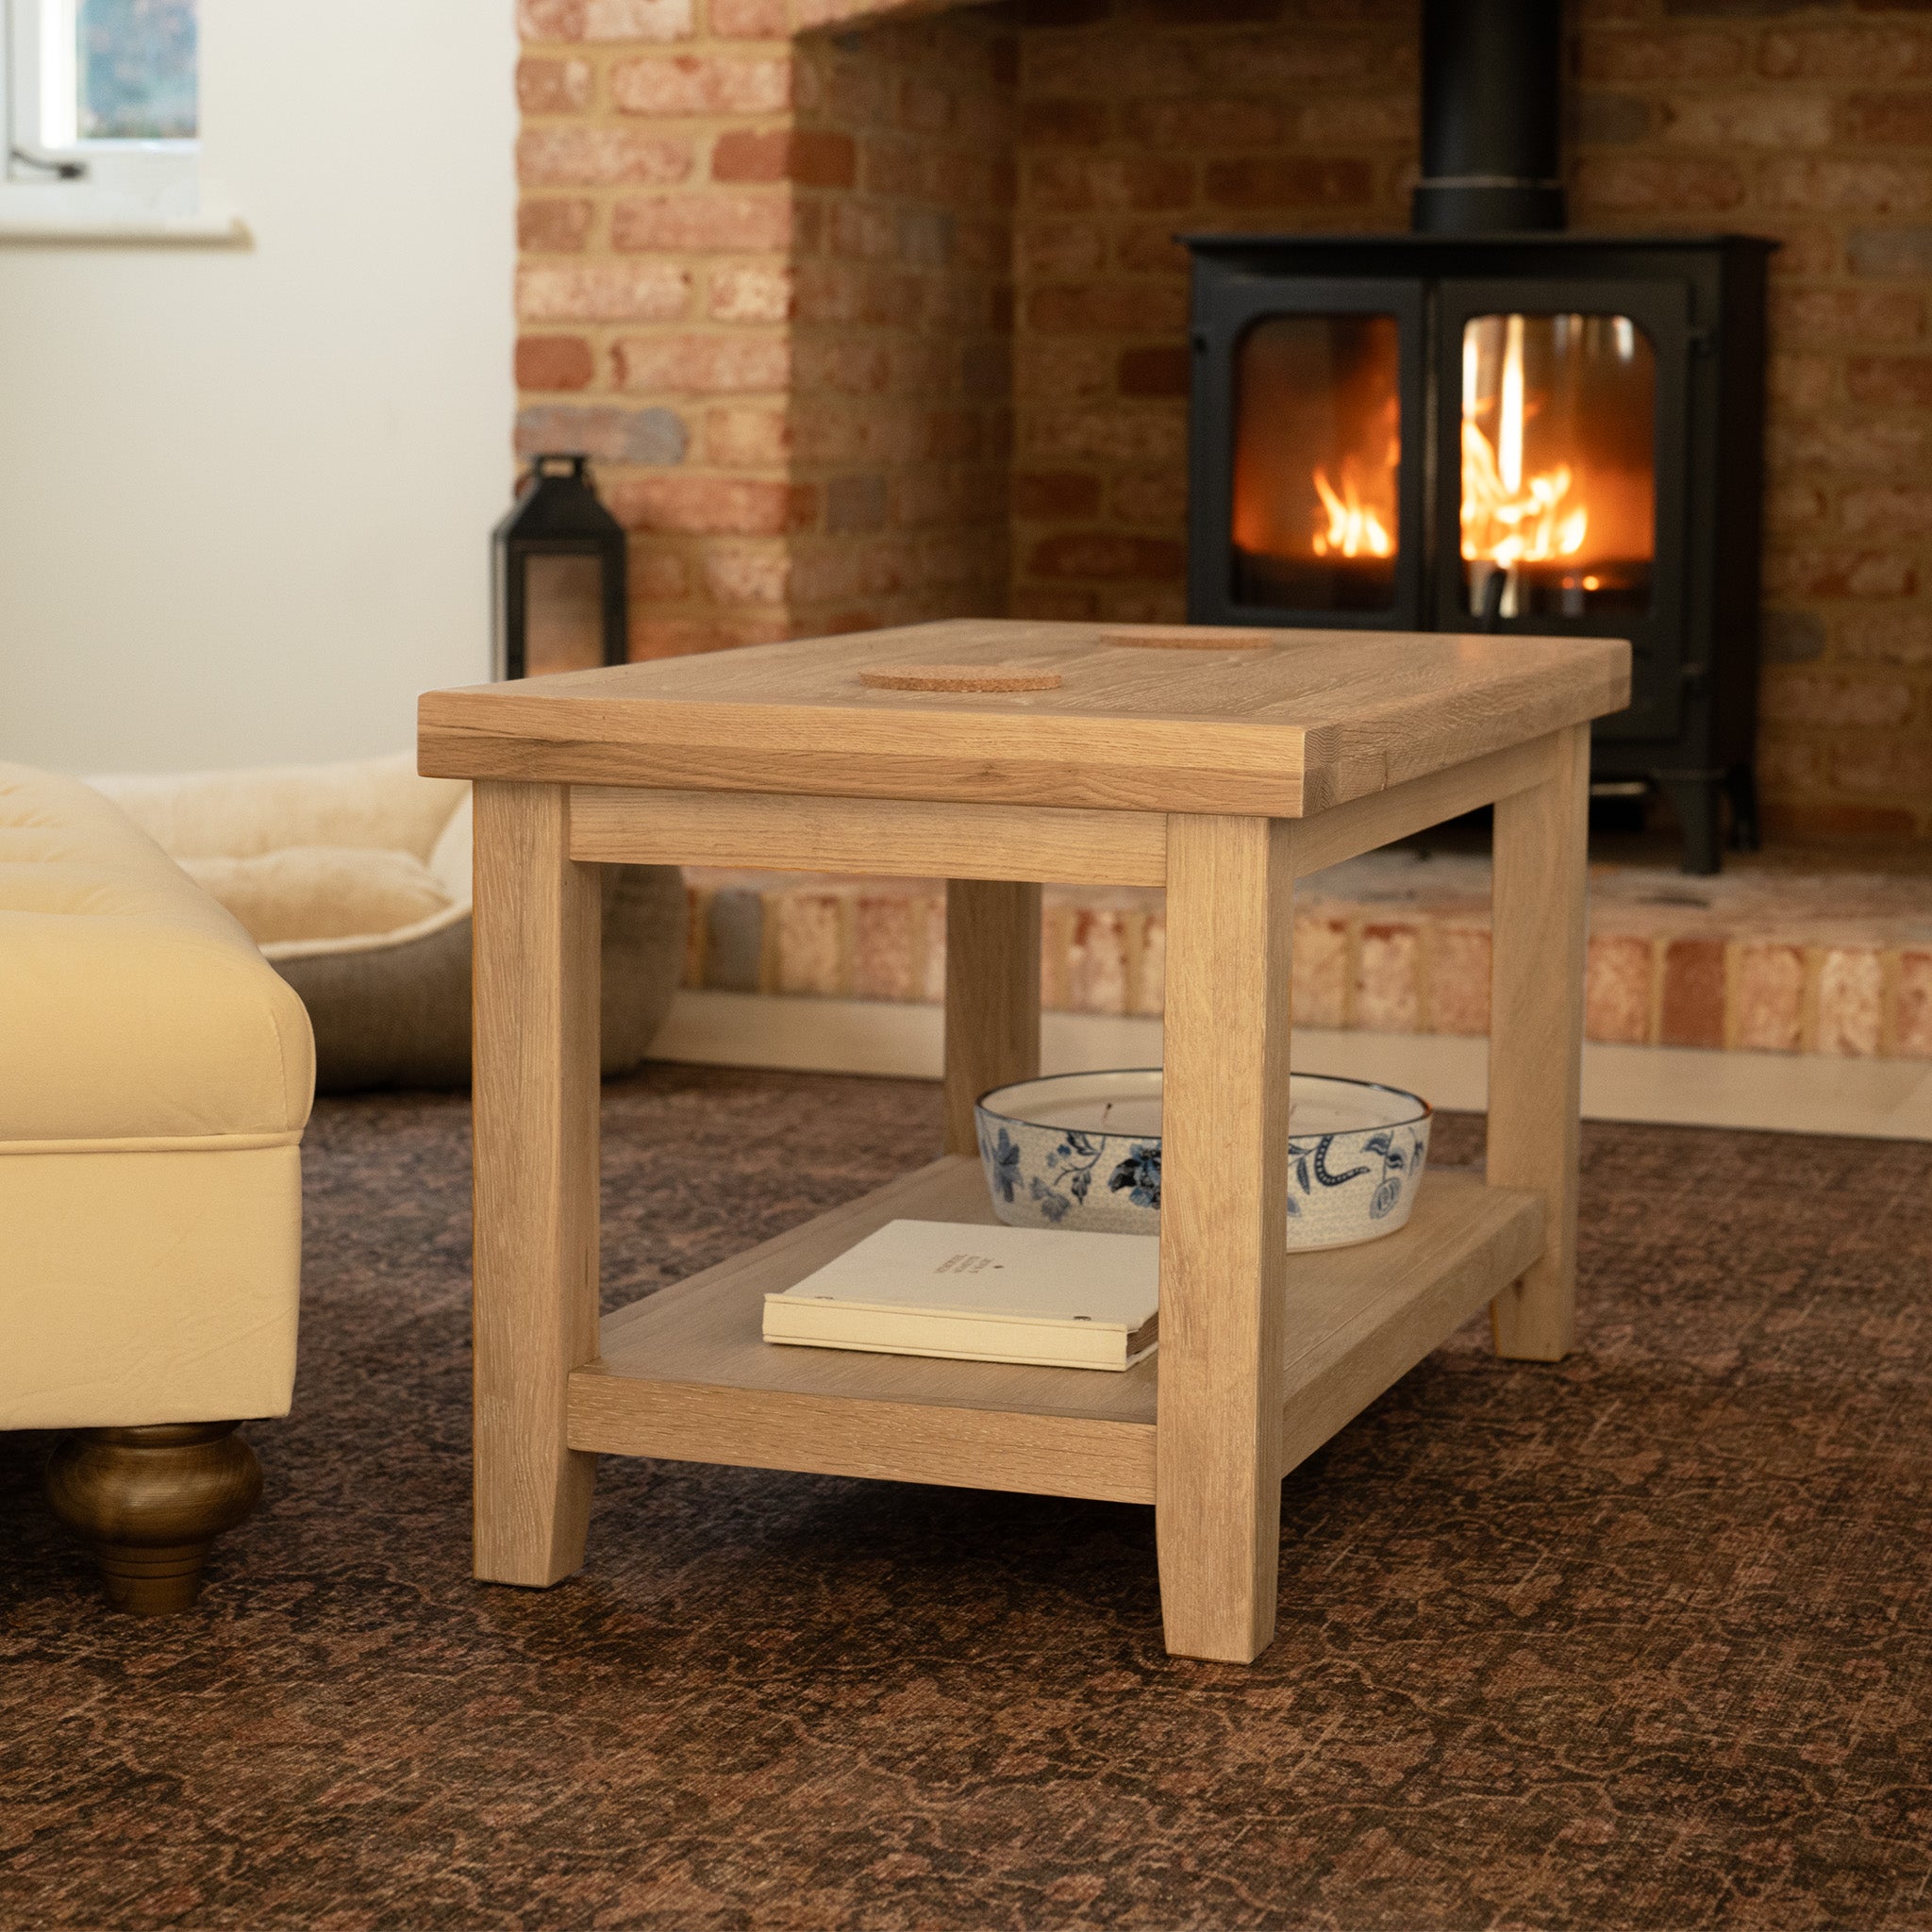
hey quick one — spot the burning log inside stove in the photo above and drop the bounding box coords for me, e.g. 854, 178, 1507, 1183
1457, 310, 1657, 624
1229, 311, 1401, 613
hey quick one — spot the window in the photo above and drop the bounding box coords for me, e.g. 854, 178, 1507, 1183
4, 0, 206, 226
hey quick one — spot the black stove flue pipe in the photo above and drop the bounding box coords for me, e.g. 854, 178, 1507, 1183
1410, 0, 1565, 234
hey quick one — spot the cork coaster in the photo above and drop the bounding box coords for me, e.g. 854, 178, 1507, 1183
858, 664, 1063, 692
1100, 626, 1274, 650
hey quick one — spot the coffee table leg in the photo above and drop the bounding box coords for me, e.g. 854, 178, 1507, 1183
1487, 722, 1591, 1360
1157, 813, 1294, 1663
471, 781, 603, 1584
942, 879, 1042, 1156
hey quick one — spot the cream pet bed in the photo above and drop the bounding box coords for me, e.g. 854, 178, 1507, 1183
92, 753, 685, 1092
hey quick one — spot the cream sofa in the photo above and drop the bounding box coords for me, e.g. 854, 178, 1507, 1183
1, 763, 314, 1612
94, 752, 685, 1091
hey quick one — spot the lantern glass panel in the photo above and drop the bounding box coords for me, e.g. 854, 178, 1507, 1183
522, 553, 608, 675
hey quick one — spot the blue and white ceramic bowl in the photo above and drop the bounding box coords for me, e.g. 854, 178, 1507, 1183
974, 1069, 1431, 1250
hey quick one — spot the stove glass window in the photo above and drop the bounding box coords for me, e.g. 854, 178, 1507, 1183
1230, 313, 1400, 612
1459, 312, 1656, 622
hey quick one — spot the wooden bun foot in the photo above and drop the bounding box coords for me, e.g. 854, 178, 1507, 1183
45, 1422, 263, 1615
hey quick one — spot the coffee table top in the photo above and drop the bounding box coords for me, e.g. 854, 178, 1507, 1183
419, 619, 1629, 816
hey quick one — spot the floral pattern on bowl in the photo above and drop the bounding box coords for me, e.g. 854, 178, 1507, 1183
974, 1069, 1432, 1250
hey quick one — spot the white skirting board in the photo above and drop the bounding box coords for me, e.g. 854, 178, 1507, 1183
650, 990, 1932, 1144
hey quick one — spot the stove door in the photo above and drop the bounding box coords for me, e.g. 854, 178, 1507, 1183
1189, 275, 1427, 630
1433, 277, 1691, 741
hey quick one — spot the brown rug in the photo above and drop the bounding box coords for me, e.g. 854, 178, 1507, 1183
3, 1065, 1929, 1932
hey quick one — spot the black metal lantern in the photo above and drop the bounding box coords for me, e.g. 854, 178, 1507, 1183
492, 453, 629, 680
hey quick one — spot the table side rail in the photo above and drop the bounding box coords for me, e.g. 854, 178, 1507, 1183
566, 1374, 1158, 1505
566, 737, 1557, 891
1291, 735, 1560, 878
571, 787, 1169, 887
1278, 1188, 1545, 1478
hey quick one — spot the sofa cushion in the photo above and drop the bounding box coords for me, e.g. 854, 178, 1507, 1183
0, 764, 315, 1148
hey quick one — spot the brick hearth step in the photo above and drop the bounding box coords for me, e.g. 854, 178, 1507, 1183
676, 853, 1932, 1062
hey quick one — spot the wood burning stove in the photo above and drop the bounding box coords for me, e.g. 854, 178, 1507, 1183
1182, 0, 1774, 874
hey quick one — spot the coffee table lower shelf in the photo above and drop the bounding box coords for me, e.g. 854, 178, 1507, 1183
568, 1159, 1543, 1508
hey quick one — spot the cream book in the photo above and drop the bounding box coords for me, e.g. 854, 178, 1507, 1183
762, 1220, 1159, 1372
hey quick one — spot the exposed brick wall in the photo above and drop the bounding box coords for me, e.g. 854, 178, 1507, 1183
515, 0, 800, 657
1566, 4, 1932, 847
1010, 0, 1415, 627
1007, 0, 1932, 840
788, 12, 1017, 636
515, 0, 1012, 654
516, 0, 1932, 846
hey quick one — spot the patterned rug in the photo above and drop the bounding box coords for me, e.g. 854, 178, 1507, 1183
3, 1065, 1929, 1931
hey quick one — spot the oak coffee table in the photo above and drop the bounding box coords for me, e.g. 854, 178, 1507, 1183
419, 618, 1630, 1664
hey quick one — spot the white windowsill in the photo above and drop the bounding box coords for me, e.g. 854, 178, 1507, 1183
0, 206, 247, 243
0, 167, 246, 244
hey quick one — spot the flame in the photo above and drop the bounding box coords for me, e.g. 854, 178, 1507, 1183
1461, 312, 1590, 570
1311, 463, 1394, 559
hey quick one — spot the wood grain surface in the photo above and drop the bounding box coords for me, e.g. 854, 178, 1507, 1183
470, 782, 603, 1587
1290, 734, 1557, 877
858, 664, 1063, 692
942, 879, 1042, 1157
569, 787, 1169, 886
419, 619, 1630, 817
1486, 721, 1591, 1361
1099, 625, 1274, 650
1154, 812, 1297, 1662
1277, 1182, 1543, 1478
568, 1384, 1156, 1507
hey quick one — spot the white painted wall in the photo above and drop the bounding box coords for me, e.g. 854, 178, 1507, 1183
0, 0, 515, 774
